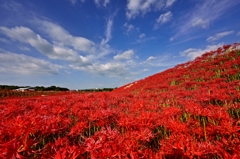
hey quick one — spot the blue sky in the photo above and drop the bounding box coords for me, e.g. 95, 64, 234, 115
0, 0, 240, 89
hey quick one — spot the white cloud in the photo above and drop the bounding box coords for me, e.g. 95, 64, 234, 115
36, 20, 95, 53
104, 0, 110, 6
166, 0, 176, 7
141, 55, 176, 68
142, 68, 149, 72
0, 19, 152, 79
0, 37, 9, 43
123, 22, 135, 33
0, 26, 54, 53
154, 11, 173, 30
70, 62, 128, 77
139, 33, 145, 39
69, 49, 136, 77
103, 19, 113, 44
172, 0, 240, 40
146, 56, 156, 62
180, 43, 223, 60
36, 20, 116, 64
101, 13, 117, 45
2, 1, 22, 12
134, 37, 157, 44
95, 0, 100, 6
95, 0, 110, 7
192, 19, 209, 29
207, 30, 234, 42
19, 46, 30, 51
34, 19, 132, 77
114, 50, 135, 60
126, 0, 176, 19
0, 51, 62, 75
237, 31, 240, 36
0, 26, 91, 66
91, 62, 128, 76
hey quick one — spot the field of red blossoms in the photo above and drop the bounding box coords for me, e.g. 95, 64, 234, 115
1, 43, 240, 158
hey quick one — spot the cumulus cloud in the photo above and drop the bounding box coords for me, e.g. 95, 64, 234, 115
180, 43, 223, 60
70, 49, 136, 77
34, 19, 133, 77
207, 30, 234, 42
36, 20, 115, 61
70, 62, 128, 77
0, 51, 62, 75
0, 26, 54, 53
0, 26, 91, 66
36, 20, 95, 53
114, 50, 135, 60
0, 19, 144, 79
154, 11, 173, 30
1, 13, 130, 79
126, 0, 176, 19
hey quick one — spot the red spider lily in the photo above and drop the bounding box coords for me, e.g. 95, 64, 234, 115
54, 145, 81, 159
84, 127, 125, 158
0, 139, 24, 159
1, 43, 240, 158
68, 121, 88, 137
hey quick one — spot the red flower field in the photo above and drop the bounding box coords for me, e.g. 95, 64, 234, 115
1, 43, 240, 158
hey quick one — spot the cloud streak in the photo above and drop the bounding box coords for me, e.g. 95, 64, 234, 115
0, 26, 91, 66
101, 17, 113, 45
101, 11, 118, 46
171, 0, 240, 40
95, 0, 110, 7
207, 30, 234, 42
126, 0, 176, 19
0, 51, 62, 75
154, 11, 173, 30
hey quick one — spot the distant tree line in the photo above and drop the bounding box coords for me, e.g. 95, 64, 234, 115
0, 85, 69, 91
79, 88, 116, 92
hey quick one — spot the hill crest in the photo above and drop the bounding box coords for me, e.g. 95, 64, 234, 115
114, 43, 240, 94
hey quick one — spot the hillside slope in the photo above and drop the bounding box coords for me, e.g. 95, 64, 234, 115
114, 43, 240, 95
1, 43, 240, 158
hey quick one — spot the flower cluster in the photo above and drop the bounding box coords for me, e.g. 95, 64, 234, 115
0, 43, 240, 158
